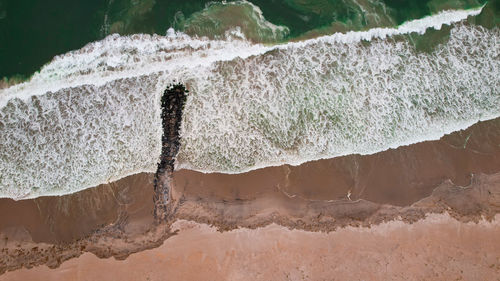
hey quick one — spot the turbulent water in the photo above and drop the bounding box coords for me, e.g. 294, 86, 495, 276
0, 6, 498, 199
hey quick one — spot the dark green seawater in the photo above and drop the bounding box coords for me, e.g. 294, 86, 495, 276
0, 0, 492, 79
0, 0, 106, 79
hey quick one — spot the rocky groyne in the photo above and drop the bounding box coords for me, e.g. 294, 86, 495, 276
153, 83, 188, 222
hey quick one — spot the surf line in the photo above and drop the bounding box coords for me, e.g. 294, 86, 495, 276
153, 83, 188, 222
0, 6, 483, 110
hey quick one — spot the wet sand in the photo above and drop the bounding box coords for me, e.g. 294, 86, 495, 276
173, 117, 500, 207
2, 214, 500, 281
1, 118, 500, 277
0, 173, 155, 244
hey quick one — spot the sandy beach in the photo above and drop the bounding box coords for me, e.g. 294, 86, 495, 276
2, 214, 500, 281
1, 117, 499, 279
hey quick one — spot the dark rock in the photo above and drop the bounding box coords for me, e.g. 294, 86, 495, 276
153, 83, 188, 222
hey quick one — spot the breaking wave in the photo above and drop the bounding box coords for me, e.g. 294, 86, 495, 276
0, 6, 498, 199
178, 23, 499, 172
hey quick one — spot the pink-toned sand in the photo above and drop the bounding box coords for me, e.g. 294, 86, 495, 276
2, 213, 499, 281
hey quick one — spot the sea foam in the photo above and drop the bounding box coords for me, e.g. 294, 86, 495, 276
177, 23, 499, 173
0, 6, 498, 199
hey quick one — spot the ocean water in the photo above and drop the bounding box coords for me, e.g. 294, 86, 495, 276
1, 0, 488, 79
177, 21, 499, 173
0, 5, 498, 199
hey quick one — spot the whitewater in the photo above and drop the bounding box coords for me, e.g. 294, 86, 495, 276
0, 6, 498, 199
